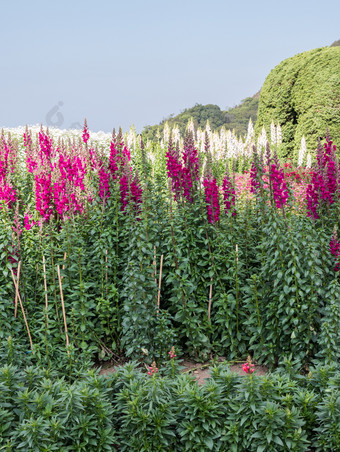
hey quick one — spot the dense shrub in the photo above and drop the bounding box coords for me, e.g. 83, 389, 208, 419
256, 46, 340, 158
0, 362, 339, 451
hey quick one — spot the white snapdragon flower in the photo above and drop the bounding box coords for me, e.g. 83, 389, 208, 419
276, 124, 282, 146
187, 119, 195, 140
245, 118, 255, 145
298, 136, 307, 167
270, 120, 276, 145
257, 127, 268, 154
172, 126, 181, 144
163, 122, 170, 144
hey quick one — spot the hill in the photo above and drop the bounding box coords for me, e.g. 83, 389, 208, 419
142, 96, 259, 142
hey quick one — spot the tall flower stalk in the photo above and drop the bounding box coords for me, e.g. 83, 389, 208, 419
306, 136, 338, 219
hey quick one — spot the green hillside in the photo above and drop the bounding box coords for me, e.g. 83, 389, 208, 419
142, 96, 259, 142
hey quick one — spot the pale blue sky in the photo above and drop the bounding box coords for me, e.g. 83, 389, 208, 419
1, 0, 339, 132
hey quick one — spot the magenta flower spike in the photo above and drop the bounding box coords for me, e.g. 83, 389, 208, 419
330, 227, 340, 272
222, 171, 236, 216
306, 136, 338, 219
82, 119, 90, 144
250, 147, 262, 195
166, 135, 184, 201
269, 160, 289, 208
0, 133, 17, 208
203, 177, 220, 223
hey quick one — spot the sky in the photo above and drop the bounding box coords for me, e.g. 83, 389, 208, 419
1, 0, 339, 133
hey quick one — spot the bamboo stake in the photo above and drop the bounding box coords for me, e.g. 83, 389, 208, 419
57, 265, 69, 353
14, 260, 21, 318
105, 249, 108, 287
62, 252, 67, 271
11, 268, 34, 352
208, 280, 213, 321
42, 256, 48, 311
153, 246, 157, 283
157, 255, 164, 313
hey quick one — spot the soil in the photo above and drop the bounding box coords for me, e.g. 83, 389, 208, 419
98, 357, 269, 384
180, 359, 268, 385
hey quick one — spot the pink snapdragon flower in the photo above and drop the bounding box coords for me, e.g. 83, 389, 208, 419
38, 130, 53, 163
0, 182, 17, 208
35, 172, 54, 220
250, 161, 261, 194
222, 173, 236, 216
166, 132, 199, 203
168, 346, 177, 359
242, 362, 255, 374
269, 161, 289, 208
82, 120, 90, 144
306, 137, 338, 219
109, 139, 130, 177
183, 132, 199, 182
203, 177, 220, 223
119, 173, 143, 213
166, 138, 184, 201
147, 362, 158, 375
98, 165, 111, 200
330, 228, 340, 272
24, 213, 35, 230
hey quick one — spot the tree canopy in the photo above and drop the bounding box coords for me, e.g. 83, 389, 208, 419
142, 97, 259, 142
256, 46, 340, 158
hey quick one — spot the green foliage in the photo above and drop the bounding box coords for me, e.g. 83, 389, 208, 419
115, 375, 176, 451
0, 365, 116, 451
142, 97, 259, 142
256, 46, 340, 158
330, 39, 340, 47
315, 386, 340, 451
315, 278, 340, 365
224, 96, 259, 137
0, 362, 339, 450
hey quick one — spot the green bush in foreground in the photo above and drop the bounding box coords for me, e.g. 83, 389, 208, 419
0, 361, 339, 451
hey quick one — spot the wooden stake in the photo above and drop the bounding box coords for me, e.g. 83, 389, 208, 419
57, 265, 69, 352
105, 249, 108, 285
153, 246, 157, 283
11, 268, 34, 352
62, 252, 67, 271
42, 256, 48, 311
157, 255, 164, 313
14, 260, 21, 318
208, 279, 213, 321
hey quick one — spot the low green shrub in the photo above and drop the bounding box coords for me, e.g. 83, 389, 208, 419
0, 362, 339, 451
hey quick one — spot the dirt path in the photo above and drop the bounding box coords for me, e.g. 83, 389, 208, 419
99, 359, 269, 384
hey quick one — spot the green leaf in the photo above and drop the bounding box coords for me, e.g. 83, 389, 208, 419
266, 432, 272, 443
204, 438, 214, 449
273, 436, 284, 446
257, 446, 266, 452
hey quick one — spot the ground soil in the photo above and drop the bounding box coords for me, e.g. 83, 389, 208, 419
180, 359, 268, 385
98, 358, 269, 384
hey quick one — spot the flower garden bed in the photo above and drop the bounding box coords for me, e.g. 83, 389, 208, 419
0, 123, 339, 450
